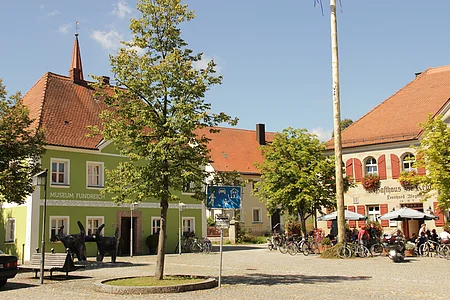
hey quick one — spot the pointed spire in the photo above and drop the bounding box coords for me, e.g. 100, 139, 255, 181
69, 31, 84, 83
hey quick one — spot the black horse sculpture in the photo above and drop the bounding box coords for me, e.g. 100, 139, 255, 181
95, 224, 119, 263
56, 220, 87, 261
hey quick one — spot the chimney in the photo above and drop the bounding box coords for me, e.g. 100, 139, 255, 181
256, 123, 266, 145
415, 72, 422, 77
101, 76, 110, 85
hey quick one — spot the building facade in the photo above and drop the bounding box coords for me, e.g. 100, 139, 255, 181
0, 35, 205, 260
321, 65, 450, 237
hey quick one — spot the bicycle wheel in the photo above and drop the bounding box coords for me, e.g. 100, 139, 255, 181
203, 240, 212, 254
278, 241, 288, 254
370, 243, 383, 257
438, 244, 449, 259
302, 242, 311, 256
190, 241, 201, 253
419, 244, 429, 257
310, 241, 319, 254
359, 245, 370, 257
287, 242, 298, 256
338, 245, 351, 259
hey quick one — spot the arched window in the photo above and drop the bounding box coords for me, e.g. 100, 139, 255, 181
365, 157, 377, 175
402, 153, 416, 172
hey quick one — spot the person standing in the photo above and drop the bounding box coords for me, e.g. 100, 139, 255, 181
358, 226, 369, 248
418, 223, 427, 236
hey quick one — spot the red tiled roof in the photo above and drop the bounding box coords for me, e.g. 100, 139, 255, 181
327, 65, 450, 149
196, 127, 275, 174
22, 72, 106, 149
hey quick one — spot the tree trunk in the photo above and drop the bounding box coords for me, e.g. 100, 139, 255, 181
155, 171, 169, 280
299, 211, 307, 237
330, 0, 346, 243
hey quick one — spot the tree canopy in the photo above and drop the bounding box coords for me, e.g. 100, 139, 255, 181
0, 78, 45, 204
414, 114, 450, 210
92, 0, 236, 279
253, 128, 352, 235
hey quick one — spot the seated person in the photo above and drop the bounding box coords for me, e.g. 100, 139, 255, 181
416, 231, 427, 248
430, 229, 439, 243
439, 229, 450, 244
409, 233, 417, 243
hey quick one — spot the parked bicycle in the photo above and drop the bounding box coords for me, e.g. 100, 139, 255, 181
338, 241, 370, 259
190, 237, 212, 254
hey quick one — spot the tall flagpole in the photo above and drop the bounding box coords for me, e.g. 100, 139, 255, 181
330, 0, 345, 243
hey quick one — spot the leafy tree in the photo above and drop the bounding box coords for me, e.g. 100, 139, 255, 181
340, 118, 353, 131
92, 0, 236, 280
0, 78, 45, 204
414, 115, 450, 210
253, 128, 352, 235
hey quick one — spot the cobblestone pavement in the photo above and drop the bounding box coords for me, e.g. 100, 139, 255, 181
2, 244, 449, 300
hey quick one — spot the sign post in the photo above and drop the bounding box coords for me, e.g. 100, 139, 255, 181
215, 214, 230, 287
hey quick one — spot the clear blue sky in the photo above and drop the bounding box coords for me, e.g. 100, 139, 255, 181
1, 0, 450, 140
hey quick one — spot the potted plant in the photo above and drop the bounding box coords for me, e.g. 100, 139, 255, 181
398, 171, 418, 189
405, 242, 416, 257
319, 237, 332, 252
362, 174, 381, 192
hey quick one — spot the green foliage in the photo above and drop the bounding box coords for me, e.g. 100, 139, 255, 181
321, 237, 331, 245
414, 115, 450, 209
210, 170, 244, 187
0, 78, 45, 204
206, 216, 215, 227
252, 128, 349, 235
285, 219, 302, 236
91, 0, 236, 279
340, 118, 354, 131
398, 171, 418, 188
361, 174, 380, 192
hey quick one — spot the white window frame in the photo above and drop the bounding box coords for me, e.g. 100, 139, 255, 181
367, 205, 380, 223
365, 157, 378, 175
86, 161, 104, 189
50, 216, 70, 242
182, 181, 196, 195
182, 217, 195, 234
86, 216, 104, 236
5, 218, 16, 243
50, 158, 70, 187
151, 217, 161, 235
402, 153, 416, 172
252, 208, 262, 223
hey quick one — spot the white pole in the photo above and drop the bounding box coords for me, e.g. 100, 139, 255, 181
178, 202, 182, 255
330, 0, 345, 243
130, 204, 133, 257
219, 228, 223, 287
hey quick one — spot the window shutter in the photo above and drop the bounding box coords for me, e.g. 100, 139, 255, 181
378, 154, 386, 180
357, 205, 365, 227
326, 208, 333, 229
433, 202, 445, 227
416, 153, 426, 176
390, 154, 400, 179
347, 206, 356, 228
379, 204, 389, 227
345, 159, 353, 179
354, 159, 363, 182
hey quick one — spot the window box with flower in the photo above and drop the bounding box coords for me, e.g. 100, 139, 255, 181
398, 171, 418, 189
362, 174, 380, 192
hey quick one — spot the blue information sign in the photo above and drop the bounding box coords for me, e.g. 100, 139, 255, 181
207, 186, 241, 209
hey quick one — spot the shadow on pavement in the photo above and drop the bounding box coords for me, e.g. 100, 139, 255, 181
223, 273, 372, 286
1, 282, 37, 291
212, 245, 265, 252
78, 261, 150, 270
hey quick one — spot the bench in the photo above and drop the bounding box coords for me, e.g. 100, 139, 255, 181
19, 249, 82, 279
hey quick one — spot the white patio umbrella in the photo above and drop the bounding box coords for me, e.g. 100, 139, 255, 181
317, 210, 368, 221
378, 207, 438, 221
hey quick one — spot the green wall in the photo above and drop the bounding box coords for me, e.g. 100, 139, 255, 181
1, 206, 27, 258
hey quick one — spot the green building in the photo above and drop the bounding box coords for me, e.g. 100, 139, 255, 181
0, 34, 205, 260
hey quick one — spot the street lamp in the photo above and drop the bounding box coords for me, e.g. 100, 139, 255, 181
130, 202, 138, 257
33, 169, 48, 285
178, 202, 186, 254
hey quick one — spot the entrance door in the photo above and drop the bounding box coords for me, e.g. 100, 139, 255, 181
271, 210, 281, 233
120, 217, 137, 256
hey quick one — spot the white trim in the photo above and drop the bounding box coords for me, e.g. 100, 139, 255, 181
86, 161, 105, 189
49, 216, 70, 242
252, 207, 262, 223
151, 217, 162, 235
5, 218, 16, 243
42, 199, 203, 209
45, 145, 125, 157
50, 158, 70, 187
182, 217, 195, 234
86, 216, 104, 236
